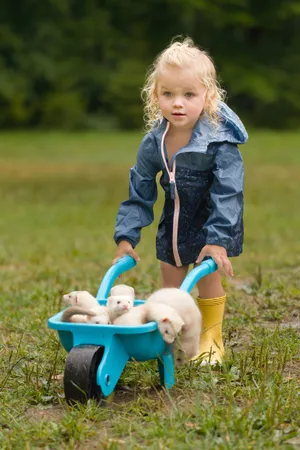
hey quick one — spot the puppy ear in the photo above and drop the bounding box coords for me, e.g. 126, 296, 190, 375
110, 286, 116, 295
161, 318, 170, 323
75, 295, 79, 304
107, 296, 112, 306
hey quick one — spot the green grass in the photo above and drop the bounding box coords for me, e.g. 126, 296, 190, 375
0, 130, 299, 449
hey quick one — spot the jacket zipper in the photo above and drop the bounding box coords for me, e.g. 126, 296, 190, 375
160, 123, 182, 267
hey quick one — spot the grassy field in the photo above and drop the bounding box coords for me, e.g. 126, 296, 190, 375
0, 130, 299, 449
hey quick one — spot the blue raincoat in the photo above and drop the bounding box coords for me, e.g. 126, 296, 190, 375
114, 102, 248, 267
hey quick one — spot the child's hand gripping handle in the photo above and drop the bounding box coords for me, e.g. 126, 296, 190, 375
96, 256, 137, 300
180, 258, 218, 293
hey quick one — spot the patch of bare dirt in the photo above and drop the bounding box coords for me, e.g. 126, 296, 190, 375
26, 405, 64, 422
283, 358, 300, 381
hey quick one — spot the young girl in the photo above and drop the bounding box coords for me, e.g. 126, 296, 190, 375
112, 37, 248, 364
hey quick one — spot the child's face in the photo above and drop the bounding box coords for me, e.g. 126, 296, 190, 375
157, 65, 207, 130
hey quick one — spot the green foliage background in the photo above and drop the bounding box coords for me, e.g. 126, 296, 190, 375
0, 0, 300, 129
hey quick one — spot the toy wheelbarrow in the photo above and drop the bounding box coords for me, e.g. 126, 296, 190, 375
48, 256, 217, 404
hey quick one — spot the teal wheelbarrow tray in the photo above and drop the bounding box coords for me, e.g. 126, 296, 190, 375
48, 256, 217, 404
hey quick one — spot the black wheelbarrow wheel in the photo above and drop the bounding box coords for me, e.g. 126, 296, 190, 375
64, 345, 105, 405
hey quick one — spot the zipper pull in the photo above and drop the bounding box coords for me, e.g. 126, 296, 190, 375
169, 172, 175, 200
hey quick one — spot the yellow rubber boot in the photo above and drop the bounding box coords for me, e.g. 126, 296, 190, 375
192, 295, 226, 365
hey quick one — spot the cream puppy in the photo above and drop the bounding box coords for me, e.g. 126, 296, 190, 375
113, 302, 184, 345
61, 305, 111, 324
106, 284, 135, 322
147, 288, 202, 361
63, 290, 100, 309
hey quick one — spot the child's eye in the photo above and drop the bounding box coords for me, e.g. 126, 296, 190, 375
163, 91, 172, 97
185, 92, 194, 98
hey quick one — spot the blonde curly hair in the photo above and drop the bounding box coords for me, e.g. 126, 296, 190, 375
141, 37, 226, 131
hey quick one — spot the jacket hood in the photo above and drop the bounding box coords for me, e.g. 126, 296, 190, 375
198, 102, 248, 145
153, 102, 248, 147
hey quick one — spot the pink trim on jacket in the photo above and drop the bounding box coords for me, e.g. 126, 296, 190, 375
160, 123, 182, 267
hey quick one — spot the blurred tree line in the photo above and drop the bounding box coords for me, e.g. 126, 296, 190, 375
0, 0, 299, 130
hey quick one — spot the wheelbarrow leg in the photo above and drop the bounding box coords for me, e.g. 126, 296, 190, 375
96, 335, 129, 397
157, 352, 175, 389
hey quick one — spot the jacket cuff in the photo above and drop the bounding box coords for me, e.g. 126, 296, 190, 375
115, 237, 137, 248
205, 238, 230, 251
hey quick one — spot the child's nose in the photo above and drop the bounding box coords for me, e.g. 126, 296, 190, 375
173, 96, 184, 107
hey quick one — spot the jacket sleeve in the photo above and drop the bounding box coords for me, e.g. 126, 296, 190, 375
203, 143, 244, 251
114, 133, 160, 248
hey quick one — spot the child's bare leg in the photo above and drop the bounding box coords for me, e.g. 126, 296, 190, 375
195, 270, 224, 298
160, 261, 189, 288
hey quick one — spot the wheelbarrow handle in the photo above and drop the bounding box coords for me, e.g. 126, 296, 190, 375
96, 256, 137, 300
180, 258, 218, 293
